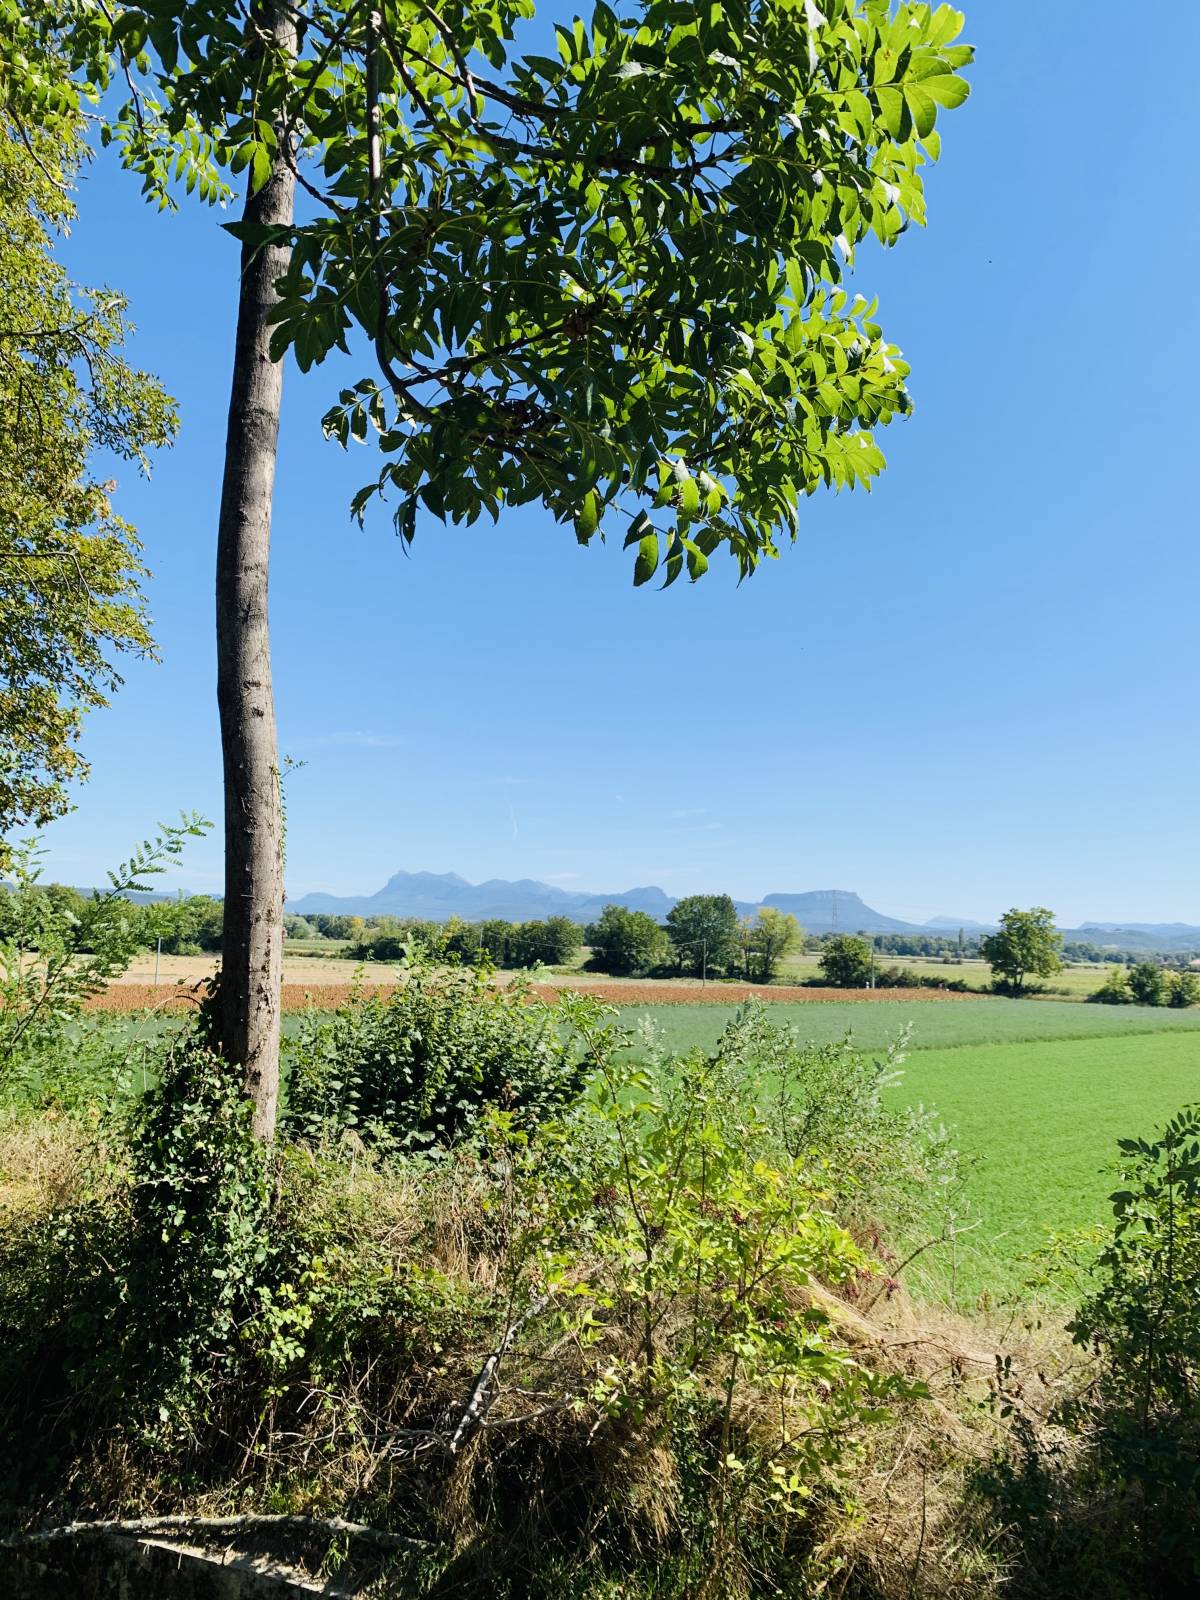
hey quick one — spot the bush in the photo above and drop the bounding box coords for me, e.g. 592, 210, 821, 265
819, 934, 873, 988
1166, 970, 1200, 1009
1090, 967, 1132, 1005
1127, 962, 1167, 1007
283, 960, 602, 1151
1064, 1105, 1200, 1584
0, 1002, 948, 1592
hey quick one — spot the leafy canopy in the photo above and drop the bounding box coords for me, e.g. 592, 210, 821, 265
819, 932, 872, 987
8, 0, 970, 584
666, 892, 740, 975
980, 907, 1062, 995
0, 106, 177, 856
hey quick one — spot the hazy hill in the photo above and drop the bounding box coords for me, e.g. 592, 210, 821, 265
760, 889, 918, 933
288, 870, 678, 923
289, 874, 921, 931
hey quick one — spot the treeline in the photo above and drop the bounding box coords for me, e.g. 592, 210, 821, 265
0, 881, 223, 955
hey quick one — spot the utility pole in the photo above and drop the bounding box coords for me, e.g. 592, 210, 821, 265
154, 936, 162, 987
869, 934, 875, 990
701, 938, 708, 988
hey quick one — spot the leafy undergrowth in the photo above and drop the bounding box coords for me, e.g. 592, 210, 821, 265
0, 998, 1193, 1598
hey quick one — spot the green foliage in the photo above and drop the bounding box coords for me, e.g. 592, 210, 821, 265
740, 905, 802, 983
1166, 970, 1200, 1010
0, 817, 209, 1088
0, 1031, 269, 1494
981, 907, 1063, 997
1090, 967, 1132, 1006
665, 892, 740, 977
283, 960, 602, 1150
819, 932, 873, 987
1065, 1105, 1200, 1579
585, 903, 669, 976
1127, 961, 1166, 1008
516, 1015, 924, 1582
0, 104, 177, 855
14, 0, 970, 585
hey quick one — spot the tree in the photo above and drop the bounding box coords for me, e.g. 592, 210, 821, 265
742, 908, 801, 984
981, 908, 1062, 997
819, 934, 873, 988
666, 894, 740, 979
1128, 962, 1167, 1008
17, 0, 971, 1136
513, 916, 583, 967
585, 905, 667, 978
1167, 971, 1200, 1010
0, 108, 176, 862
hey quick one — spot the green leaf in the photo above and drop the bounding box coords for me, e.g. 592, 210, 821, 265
575, 488, 600, 544
922, 74, 970, 109
904, 85, 937, 139
624, 509, 652, 549
633, 532, 659, 586
684, 539, 709, 581
875, 87, 908, 139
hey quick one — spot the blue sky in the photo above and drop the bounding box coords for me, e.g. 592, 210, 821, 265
37, 2, 1200, 926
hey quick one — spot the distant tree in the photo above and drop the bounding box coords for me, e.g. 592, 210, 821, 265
284, 914, 315, 940
819, 935, 873, 989
981, 908, 1062, 997
742, 909, 802, 984
586, 906, 667, 978
478, 920, 518, 968
666, 894, 740, 979
1090, 967, 1132, 1006
1128, 962, 1167, 1007
1166, 971, 1200, 1009
312, 914, 355, 941
513, 916, 583, 968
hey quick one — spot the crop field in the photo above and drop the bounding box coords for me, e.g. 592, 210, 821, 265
894, 1031, 1200, 1303
614, 996, 1200, 1056
85, 978, 988, 1013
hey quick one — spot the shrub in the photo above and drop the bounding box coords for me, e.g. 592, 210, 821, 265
1166, 970, 1200, 1009
1127, 962, 1167, 1007
1090, 967, 1132, 1005
283, 960, 602, 1151
819, 934, 873, 988
1064, 1105, 1200, 1583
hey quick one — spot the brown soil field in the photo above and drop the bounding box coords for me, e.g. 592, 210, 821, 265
85, 979, 984, 1014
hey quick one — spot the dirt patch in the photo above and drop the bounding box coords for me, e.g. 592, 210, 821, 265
85, 980, 984, 1015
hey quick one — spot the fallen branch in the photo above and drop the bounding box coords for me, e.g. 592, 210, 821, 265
1, 1513, 429, 1553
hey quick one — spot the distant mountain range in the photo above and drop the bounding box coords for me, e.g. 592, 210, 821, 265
288, 872, 1196, 949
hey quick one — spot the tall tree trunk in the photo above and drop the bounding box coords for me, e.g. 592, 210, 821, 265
214, 5, 297, 1140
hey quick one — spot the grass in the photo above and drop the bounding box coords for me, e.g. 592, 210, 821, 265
616, 996, 1200, 1057
892, 1031, 1200, 1304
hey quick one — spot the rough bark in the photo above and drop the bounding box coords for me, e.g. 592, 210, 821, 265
214, 5, 297, 1139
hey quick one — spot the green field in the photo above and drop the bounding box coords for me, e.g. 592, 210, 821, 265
616, 996, 1200, 1056
894, 1032, 1200, 1302
617, 998, 1200, 1305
